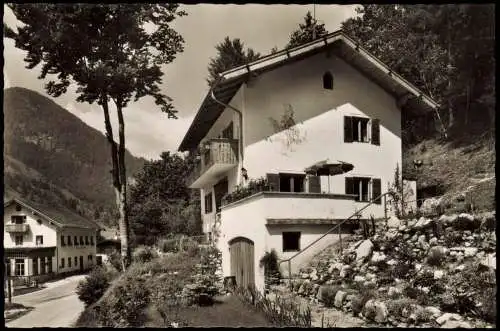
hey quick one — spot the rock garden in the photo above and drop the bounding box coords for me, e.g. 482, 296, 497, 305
272, 211, 496, 328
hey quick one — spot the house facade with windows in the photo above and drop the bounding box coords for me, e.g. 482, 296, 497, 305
178, 30, 439, 292
3, 198, 101, 283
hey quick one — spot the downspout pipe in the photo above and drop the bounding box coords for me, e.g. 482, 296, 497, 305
209, 77, 245, 171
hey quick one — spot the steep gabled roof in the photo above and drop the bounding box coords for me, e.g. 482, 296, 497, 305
178, 29, 440, 152
4, 198, 102, 230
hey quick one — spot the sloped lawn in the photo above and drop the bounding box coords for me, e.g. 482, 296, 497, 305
145, 294, 275, 327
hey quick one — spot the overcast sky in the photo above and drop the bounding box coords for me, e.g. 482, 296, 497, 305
3, 4, 358, 160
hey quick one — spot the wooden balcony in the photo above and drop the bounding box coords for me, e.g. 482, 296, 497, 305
5, 224, 30, 233
187, 138, 239, 189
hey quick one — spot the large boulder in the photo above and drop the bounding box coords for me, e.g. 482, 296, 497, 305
355, 239, 374, 262
420, 197, 442, 215
334, 290, 347, 308
424, 306, 442, 319
387, 215, 402, 229
441, 320, 472, 328
463, 247, 478, 258
374, 301, 389, 323
439, 214, 458, 226
370, 251, 387, 263
436, 312, 462, 325
414, 217, 433, 230
480, 211, 496, 231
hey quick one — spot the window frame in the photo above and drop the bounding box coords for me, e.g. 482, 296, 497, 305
204, 192, 213, 214
74, 236, 79, 246
278, 173, 306, 193
67, 235, 72, 245
346, 177, 379, 203
33, 258, 39, 275
68, 257, 72, 268
15, 259, 25, 276
323, 71, 334, 90
36, 235, 44, 246
282, 231, 301, 252
14, 235, 23, 246
61, 258, 65, 269
61, 235, 66, 246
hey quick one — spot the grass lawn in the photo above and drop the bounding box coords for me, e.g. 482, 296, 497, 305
145, 294, 276, 327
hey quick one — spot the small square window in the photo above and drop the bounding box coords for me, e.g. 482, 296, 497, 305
15, 235, 23, 246
282, 232, 301, 252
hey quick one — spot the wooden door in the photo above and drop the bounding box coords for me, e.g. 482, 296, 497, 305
229, 237, 255, 289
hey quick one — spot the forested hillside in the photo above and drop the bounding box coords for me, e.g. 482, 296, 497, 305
342, 4, 495, 210
4, 87, 146, 227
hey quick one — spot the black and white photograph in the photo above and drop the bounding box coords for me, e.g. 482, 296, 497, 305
3, 3, 496, 328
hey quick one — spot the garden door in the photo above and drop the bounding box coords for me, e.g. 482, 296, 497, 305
229, 237, 255, 289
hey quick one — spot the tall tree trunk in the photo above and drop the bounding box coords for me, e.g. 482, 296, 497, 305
116, 101, 131, 271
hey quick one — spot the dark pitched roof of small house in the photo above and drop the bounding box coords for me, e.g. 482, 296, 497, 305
178, 29, 440, 152
4, 198, 102, 230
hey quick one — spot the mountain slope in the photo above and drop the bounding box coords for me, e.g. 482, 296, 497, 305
3, 87, 146, 227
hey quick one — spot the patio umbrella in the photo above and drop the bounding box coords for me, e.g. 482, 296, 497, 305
304, 160, 354, 193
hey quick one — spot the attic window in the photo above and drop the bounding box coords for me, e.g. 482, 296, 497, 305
15, 204, 22, 212
37, 219, 42, 225
323, 71, 333, 90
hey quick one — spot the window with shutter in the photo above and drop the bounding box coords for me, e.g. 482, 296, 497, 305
204, 192, 213, 214
266, 173, 280, 191
372, 178, 382, 204
345, 177, 354, 195
344, 116, 353, 143
308, 175, 321, 193
371, 119, 380, 145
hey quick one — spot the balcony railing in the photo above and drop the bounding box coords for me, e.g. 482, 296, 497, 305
5, 224, 29, 233
187, 138, 239, 188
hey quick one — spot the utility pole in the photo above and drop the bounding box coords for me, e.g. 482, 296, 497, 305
312, 3, 317, 40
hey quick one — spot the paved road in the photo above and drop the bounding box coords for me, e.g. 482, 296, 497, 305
6, 274, 87, 328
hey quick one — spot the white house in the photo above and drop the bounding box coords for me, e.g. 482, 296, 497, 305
178, 30, 439, 292
3, 198, 101, 283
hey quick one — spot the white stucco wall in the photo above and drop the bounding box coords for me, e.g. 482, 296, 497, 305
240, 52, 402, 218
4, 203, 97, 275
198, 49, 404, 293
58, 228, 98, 273
219, 193, 356, 292
4, 204, 58, 248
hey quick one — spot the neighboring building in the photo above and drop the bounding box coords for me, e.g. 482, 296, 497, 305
96, 229, 120, 266
178, 30, 439, 292
3, 198, 101, 283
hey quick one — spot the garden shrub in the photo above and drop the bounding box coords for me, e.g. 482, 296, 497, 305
319, 285, 341, 308
443, 231, 463, 247
426, 248, 446, 266
133, 245, 158, 263
413, 270, 434, 288
108, 251, 124, 271
391, 263, 413, 280
386, 298, 417, 321
76, 266, 112, 307
97, 275, 150, 327
234, 286, 312, 327
159, 238, 179, 253
259, 249, 282, 287
182, 246, 222, 306
351, 289, 377, 316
